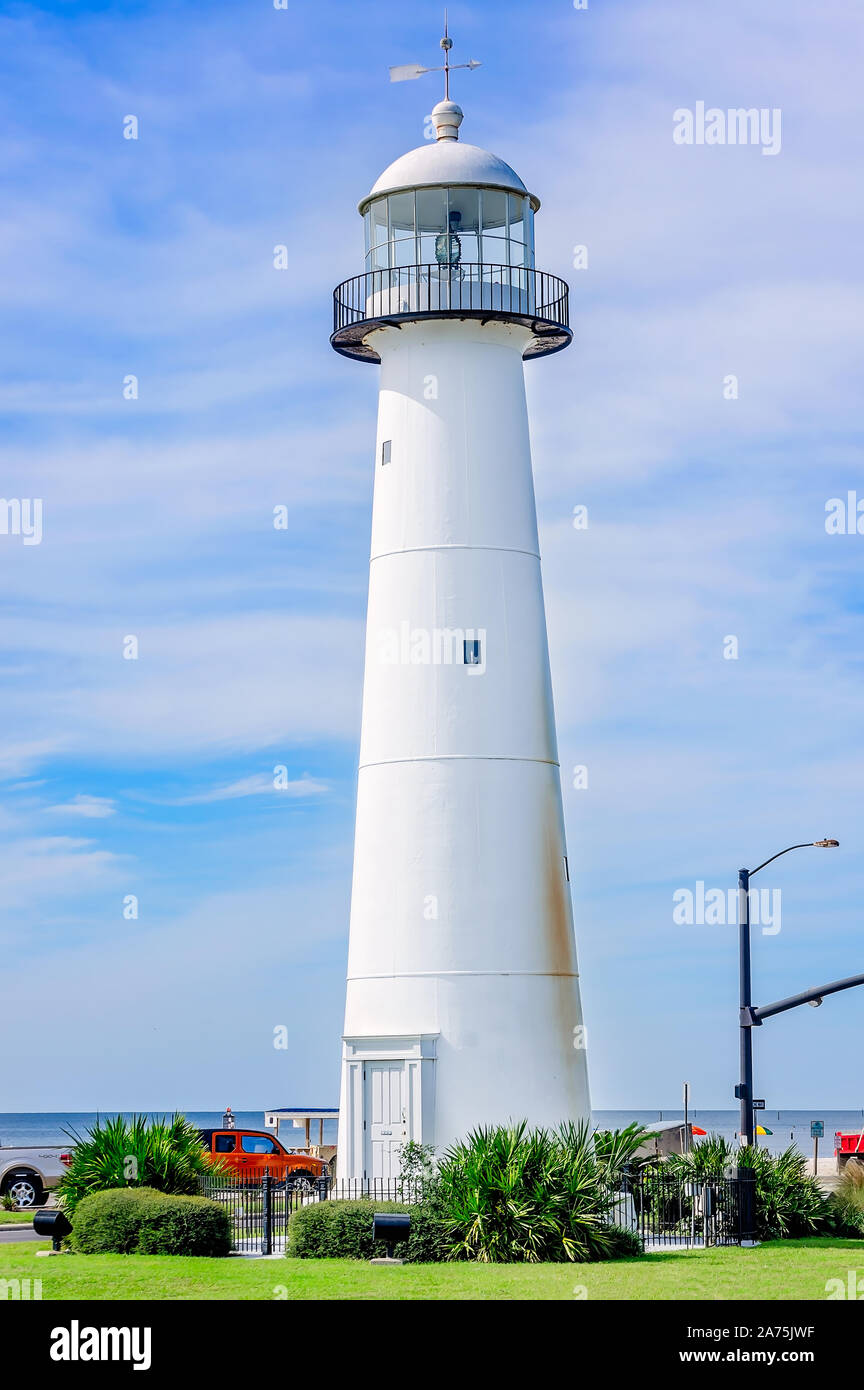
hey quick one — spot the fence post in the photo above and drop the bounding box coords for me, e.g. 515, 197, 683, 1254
315, 1174, 329, 1202
736, 1164, 757, 1245
262, 1167, 272, 1256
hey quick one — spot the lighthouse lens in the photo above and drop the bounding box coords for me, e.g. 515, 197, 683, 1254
446, 191, 478, 262
416, 187, 447, 265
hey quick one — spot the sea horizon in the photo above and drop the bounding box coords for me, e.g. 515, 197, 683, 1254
4, 1109, 863, 1157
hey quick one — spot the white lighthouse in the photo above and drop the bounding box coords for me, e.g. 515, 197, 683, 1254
332, 35, 590, 1182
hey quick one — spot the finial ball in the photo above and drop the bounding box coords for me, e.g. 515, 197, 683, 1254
431, 99, 463, 142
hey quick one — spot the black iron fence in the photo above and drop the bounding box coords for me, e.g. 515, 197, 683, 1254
618, 1165, 757, 1248
202, 1164, 757, 1256
199, 1169, 425, 1255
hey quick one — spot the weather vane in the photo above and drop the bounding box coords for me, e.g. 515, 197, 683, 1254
389, 11, 481, 100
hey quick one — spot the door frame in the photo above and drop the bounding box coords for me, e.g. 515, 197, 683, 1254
339, 1034, 437, 1182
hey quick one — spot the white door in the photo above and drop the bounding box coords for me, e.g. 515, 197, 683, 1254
364, 1061, 407, 1181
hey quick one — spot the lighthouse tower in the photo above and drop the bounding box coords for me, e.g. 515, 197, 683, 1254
332, 40, 590, 1182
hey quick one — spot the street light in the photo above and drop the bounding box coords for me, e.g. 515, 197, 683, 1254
737, 839, 841, 1146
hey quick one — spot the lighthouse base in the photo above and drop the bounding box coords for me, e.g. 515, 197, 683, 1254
336, 970, 589, 1183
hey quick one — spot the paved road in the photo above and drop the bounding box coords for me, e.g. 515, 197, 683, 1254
0, 1225, 43, 1244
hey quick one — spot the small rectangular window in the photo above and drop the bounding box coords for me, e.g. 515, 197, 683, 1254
564, 856, 570, 882
463, 638, 482, 665
381, 439, 392, 465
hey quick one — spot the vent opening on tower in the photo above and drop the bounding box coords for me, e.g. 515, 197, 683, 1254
381, 440, 392, 465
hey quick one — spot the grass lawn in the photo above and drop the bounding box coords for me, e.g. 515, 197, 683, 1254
1, 1238, 862, 1300
0, 1210, 36, 1224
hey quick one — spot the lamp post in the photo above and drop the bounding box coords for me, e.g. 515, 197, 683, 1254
737, 840, 840, 1146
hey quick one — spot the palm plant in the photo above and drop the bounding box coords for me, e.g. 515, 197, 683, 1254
666, 1135, 828, 1239
750, 1145, 828, 1239
592, 1121, 656, 1175
665, 1133, 737, 1182
837, 1157, 864, 1209
829, 1158, 864, 1236
435, 1120, 646, 1263
57, 1113, 218, 1217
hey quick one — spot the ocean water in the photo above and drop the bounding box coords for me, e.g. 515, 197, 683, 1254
0, 1113, 336, 1150
3, 1110, 863, 1156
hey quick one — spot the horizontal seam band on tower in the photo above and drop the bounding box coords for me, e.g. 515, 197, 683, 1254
370, 544, 541, 562
346, 971, 580, 980
358, 754, 561, 770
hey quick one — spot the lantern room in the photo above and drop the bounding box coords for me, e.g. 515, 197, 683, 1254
362, 184, 535, 272
331, 100, 570, 363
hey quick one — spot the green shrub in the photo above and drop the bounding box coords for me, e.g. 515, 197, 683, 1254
72, 1187, 157, 1254
602, 1224, 644, 1259
403, 1191, 450, 1263
58, 1114, 218, 1218
288, 1200, 412, 1260
73, 1186, 231, 1256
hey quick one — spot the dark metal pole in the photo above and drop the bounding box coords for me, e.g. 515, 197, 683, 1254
737, 1163, 757, 1243
738, 867, 754, 1146
262, 1168, 272, 1256
734, 839, 841, 1156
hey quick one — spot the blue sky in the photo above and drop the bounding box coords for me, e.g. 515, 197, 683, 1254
0, 0, 862, 1113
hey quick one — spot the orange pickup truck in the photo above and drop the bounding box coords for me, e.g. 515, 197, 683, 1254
199, 1128, 330, 1192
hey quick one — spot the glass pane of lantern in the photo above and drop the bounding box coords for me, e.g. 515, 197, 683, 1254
481, 189, 507, 234
372, 198, 388, 245
392, 236, 415, 267
372, 239, 390, 270
479, 190, 503, 266
415, 187, 446, 233
523, 205, 535, 266
416, 187, 447, 268
508, 194, 526, 243
388, 191, 415, 239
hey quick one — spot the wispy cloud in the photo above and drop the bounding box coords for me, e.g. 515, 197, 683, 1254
0, 836, 123, 921
153, 773, 329, 805
45, 793, 116, 818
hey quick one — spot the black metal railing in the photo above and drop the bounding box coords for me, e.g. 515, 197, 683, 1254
617, 1166, 755, 1249
331, 263, 571, 362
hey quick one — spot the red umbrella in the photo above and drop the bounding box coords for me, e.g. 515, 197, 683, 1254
691, 1126, 707, 1136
